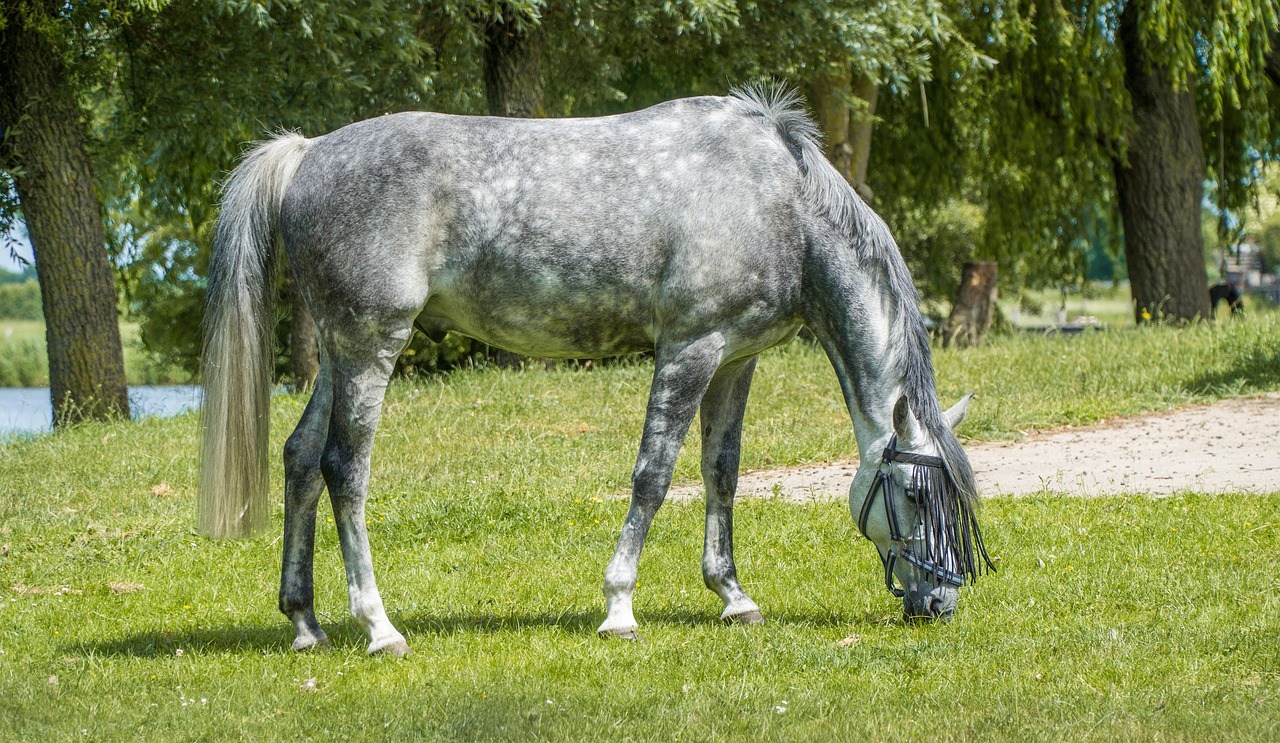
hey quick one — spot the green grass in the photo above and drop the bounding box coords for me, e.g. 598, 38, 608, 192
999, 284, 1274, 329
1, 315, 1278, 739
0, 320, 190, 387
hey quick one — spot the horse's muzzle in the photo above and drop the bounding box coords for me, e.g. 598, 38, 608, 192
903, 584, 958, 621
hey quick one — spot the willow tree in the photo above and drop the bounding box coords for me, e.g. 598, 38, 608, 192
876, 0, 1279, 323
0, 2, 129, 425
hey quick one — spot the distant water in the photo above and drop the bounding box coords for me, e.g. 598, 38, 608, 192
0, 385, 202, 438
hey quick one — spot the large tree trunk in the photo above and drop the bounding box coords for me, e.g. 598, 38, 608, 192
942, 261, 998, 348
0, 11, 129, 426
483, 16, 544, 118
848, 72, 879, 200
1113, 4, 1211, 323
806, 69, 878, 201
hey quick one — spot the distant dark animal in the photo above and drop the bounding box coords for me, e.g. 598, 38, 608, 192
1210, 282, 1245, 317
198, 86, 994, 656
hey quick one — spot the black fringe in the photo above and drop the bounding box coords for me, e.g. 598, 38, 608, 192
914, 464, 995, 585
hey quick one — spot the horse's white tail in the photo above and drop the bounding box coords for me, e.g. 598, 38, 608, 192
198, 134, 310, 538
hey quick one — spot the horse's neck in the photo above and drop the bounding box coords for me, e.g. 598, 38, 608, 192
804, 254, 906, 458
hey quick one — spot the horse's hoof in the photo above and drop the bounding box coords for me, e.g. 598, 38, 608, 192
368, 638, 412, 658
724, 610, 765, 626
598, 627, 643, 642
291, 634, 331, 652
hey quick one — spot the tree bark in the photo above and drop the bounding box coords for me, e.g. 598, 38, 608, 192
1113, 4, 1211, 323
806, 71, 854, 183
286, 271, 319, 390
0, 10, 130, 425
805, 69, 878, 201
848, 72, 879, 200
942, 261, 998, 348
483, 15, 545, 118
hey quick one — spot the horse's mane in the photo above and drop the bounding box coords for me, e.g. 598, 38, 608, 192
732, 83, 992, 581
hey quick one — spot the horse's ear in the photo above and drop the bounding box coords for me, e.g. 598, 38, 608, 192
944, 393, 975, 431
892, 396, 913, 439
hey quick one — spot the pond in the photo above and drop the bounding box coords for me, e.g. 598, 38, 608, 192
0, 385, 202, 438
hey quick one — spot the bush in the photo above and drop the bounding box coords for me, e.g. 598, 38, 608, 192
0, 280, 42, 320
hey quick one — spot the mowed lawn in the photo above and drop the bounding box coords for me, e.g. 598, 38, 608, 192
1, 315, 1278, 740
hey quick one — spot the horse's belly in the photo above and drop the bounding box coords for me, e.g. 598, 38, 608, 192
419, 292, 655, 358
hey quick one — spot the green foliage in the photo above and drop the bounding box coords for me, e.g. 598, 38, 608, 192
0, 278, 40, 319
873, 0, 1280, 299
891, 199, 985, 305
0, 319, 46, 386
0, 263, 35, 286
80, 0, 993, 374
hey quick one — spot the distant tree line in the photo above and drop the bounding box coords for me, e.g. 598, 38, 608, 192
2, 1, 1278, 424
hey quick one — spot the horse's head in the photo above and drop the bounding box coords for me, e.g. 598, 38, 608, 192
851, 393, 990, 620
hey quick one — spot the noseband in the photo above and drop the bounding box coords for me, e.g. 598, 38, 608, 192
857, 436, 967, 597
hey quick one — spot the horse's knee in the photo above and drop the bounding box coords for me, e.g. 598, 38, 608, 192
702, 466, 737, 502
284, 431, 324, 484
631, 459, 672, 505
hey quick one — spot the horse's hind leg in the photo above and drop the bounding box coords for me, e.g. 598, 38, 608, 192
279, 358, 334, 651
699, 356, 764, 625
598, 336, 725, 639
321, 322, 415, 657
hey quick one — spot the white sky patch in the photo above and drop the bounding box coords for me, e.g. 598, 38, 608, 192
2, 221, 33, 274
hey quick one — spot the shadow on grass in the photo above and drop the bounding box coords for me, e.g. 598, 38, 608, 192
1180, 345, 1280, 397
81, 607, 877, 657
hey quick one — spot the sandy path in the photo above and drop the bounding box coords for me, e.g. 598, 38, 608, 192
667, 393, 1280, 501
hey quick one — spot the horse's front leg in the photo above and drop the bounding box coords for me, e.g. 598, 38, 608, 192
321, 335, 412, 657
699, 356, 764, 625
279, 361, 334, 651
598, 336, 725, 639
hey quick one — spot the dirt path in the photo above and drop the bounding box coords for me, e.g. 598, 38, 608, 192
668, 393, 1280, 501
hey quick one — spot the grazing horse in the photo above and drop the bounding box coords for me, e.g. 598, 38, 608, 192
199, 87, 993, 656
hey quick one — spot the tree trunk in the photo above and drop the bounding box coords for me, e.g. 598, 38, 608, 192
483, 16, 544, 118
286, 271, 319, 390
848, 72, 879, 201
805, 69, 878, 201
806, 71, 854, 183
942, 261, 998, 348
0, 11, 129, 426
1113, 4, 1211, 323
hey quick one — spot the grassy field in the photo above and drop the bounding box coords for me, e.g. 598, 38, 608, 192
998, 284, 1272, 329
1, 314, 1278, 739
0, 319, 189, 387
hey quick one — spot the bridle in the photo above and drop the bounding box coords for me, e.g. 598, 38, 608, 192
857, 435, 967, 597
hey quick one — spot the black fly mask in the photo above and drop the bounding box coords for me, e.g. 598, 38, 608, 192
858, 435, 995, 597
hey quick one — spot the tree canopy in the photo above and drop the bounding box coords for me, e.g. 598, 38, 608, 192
3, 0, 1279, 395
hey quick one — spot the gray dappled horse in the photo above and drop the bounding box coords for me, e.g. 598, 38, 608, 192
199, 87, 993, 656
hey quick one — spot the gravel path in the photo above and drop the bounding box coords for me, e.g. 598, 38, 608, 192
667, 393, 1280, 500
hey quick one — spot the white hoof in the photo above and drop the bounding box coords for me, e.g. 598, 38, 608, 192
291, 630, 331, 652
367, 635, 411, 657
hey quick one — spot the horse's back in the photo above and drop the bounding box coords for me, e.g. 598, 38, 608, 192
281, 96, 809, 357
